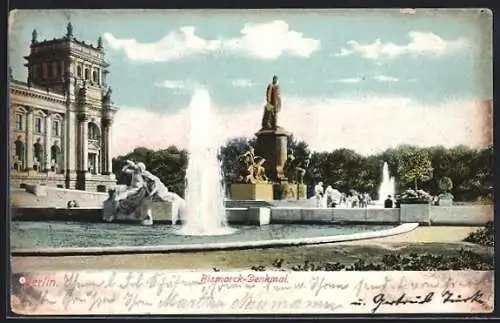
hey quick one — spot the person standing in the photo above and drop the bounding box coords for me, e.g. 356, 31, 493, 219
384, 195, 394, 208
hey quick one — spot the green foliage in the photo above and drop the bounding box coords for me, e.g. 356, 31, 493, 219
438, 176, 453, 193
397, 189, 432, 204
464, 222, 494, 247
112, 146, 188, 197
395, 147, 433, 190
113, 141, 492, 202
248, 249, 494, 272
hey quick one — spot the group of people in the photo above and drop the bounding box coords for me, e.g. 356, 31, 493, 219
313, 182, 374, 208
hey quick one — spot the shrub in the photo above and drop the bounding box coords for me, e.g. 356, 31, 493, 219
464, 222, 494, 247
245, 249, 494, 272
397, 189, 432, 204
438, 177, 453, 193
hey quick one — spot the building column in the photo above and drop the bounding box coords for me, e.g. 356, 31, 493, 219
25, 107, 34, 170
78, 114, 89, 172
44, 113, 52, 171
101, 118, 112, 175
65, 111, 76, 171
97, 151, 101, 174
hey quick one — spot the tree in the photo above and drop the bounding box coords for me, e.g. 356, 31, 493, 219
396, 147, 434, 190
438, 176, 453, 193
219, 137, 252, 190
112, 145, 188, 197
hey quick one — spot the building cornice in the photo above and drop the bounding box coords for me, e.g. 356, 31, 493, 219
10, 81, 66, 104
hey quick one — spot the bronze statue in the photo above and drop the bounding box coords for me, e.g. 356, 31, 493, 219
14, 136, 25, 162
103, 86, 113, 105
237, 145, 269, 184
261, 75, 282, 129
51, 141, 61, 164
283, 151, 307, 184
31, 29, 38, 44
33, 138, 43, 163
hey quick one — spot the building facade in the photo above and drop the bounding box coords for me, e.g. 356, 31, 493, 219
10, 23, 118, 192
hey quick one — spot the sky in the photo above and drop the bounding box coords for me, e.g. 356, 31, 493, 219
9, 9, 493, 157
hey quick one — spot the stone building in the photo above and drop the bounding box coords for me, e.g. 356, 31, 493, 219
10, 23, 118, 192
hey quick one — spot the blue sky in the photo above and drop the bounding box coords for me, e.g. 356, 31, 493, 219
9, 9, 493, 156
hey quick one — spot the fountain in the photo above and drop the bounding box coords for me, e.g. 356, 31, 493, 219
10, 78, 418, 255
377, 162, 395, 202
175, 89, 236, 236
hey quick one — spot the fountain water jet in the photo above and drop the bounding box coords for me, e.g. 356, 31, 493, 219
377, 162, 395, 202
175, 89, 236, 236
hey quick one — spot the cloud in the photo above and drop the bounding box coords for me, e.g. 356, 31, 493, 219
332, 78, 362, 84
231, 79, 254, 88
8, 10, 16, 34
335, 31, 469, 61
111, 95, 490, 157
103, 20, 321, 62
372, 75, 399, 82
155, 80, 187, 89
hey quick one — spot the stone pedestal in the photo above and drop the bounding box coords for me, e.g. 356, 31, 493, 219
438, 198, 453, 206
277, 182, 307, 200
230, 183, 274, 201
255, 126, 291, 182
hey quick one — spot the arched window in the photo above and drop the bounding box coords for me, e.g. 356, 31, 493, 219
33, 65, 40, 79
77, 66, 82, 77
92, 71, 98, 83
84, 68, 90, 80
87, 122, 100, 140
47, 63, 54, 78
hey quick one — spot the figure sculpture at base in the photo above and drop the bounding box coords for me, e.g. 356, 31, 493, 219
283, 151, 306, 184
102, 160, 185, 225
237, 145, 270, 184
314, 181, 324, 208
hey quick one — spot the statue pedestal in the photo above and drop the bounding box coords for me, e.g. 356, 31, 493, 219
230, 183, 274, 201
255, 126, 291, 182
276, 182, 307, 200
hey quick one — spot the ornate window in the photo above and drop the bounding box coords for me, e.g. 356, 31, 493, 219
55, 61, 62, 76
42, 63, 48, 78
88, 122, 100, 141
15, 114, 23, 131
33, 65, 40, 79
52, 120, 60, 136
77, 65, 82, 78
34, 117, 43, 133
84, 68, 90, 80
92, 70, 98, 83
47, 63, 54, 78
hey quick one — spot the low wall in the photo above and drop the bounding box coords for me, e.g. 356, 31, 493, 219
11, 204, 493, 227
270, 208, 401, 224
12, 185, 107, 208
430, 205, 493, 226
12, 207, 103, 222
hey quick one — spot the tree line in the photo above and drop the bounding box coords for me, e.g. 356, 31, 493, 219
112, 137, 493, 202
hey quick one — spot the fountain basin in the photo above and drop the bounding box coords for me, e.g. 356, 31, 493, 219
11, 222, 419, 256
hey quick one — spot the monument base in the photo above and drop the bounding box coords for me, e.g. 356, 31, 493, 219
230, 183, 274, 201
255, 126, 291, 182
276, 182, 307, 200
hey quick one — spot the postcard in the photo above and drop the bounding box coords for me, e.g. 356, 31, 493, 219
9, 8, 493, 315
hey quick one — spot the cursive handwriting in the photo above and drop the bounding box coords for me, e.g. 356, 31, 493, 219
441, 290, 485, 305
64, 273, 105, 290
309, 276, 349, 297
123, 292, 153, 311
371, 292, 434, 313
11, 271, 493, 314
87, 290, 117, 311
